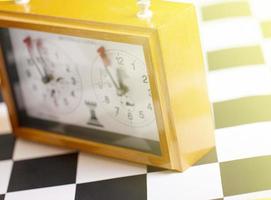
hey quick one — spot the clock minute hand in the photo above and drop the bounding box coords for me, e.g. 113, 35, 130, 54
97, 46, 121, 95
23, 36, 46, 81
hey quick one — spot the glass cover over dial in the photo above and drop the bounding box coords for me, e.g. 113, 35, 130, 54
5, 28, 160, 153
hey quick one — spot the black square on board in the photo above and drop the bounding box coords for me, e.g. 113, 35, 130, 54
75, 174, 147, 200
0, 134, 15, 161
147, 165, 166, 173
0, 195, 4, 200
8, 153, 78, 192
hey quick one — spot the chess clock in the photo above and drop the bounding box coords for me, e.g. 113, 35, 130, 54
0, 0, 214, 171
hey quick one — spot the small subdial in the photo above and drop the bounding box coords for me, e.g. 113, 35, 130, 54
91, 47, 155, 127
22, 36, 82, 114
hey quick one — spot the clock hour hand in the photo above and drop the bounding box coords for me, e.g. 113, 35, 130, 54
97, 46, 124, 96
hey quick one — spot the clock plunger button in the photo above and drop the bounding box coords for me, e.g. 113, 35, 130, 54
15, 0, 30, 4
137, 0, 152, 19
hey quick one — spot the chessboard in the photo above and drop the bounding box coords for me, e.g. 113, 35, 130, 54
1, 0, 271, 199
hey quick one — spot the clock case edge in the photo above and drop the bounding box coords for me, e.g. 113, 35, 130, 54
157, 5, 215, 170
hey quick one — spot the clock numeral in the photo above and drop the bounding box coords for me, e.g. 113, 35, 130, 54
63, 98, 69, 106
147, 103, 152, 110
139, 111, 144, 119
142, 75, 148, 83
51, 89, 56, 97
27, 58, 33, 66
115, 55, 124, 65
25, 69, 32, 78
114, 106, 120, 116
104, 96, 110, 104
32, 84, 37, 91
71, 77, 76, 85
71, 90, 76, 97
54, 99, 59, 107
128, 112, 133, 120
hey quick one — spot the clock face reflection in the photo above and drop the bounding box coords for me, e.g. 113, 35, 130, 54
9, 28, 160, 142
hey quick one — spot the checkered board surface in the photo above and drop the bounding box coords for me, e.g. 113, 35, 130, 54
1, 0, 271, 199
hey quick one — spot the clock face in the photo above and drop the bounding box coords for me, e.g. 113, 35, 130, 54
22, 37, 82, 114
91, 49, 154, 127
8, 28, 160, 144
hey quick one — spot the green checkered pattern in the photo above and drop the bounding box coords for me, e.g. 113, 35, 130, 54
188, 0, 271, 199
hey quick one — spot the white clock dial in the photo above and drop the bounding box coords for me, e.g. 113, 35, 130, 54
22, 36, 82, 114
91, 47, 155, 127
